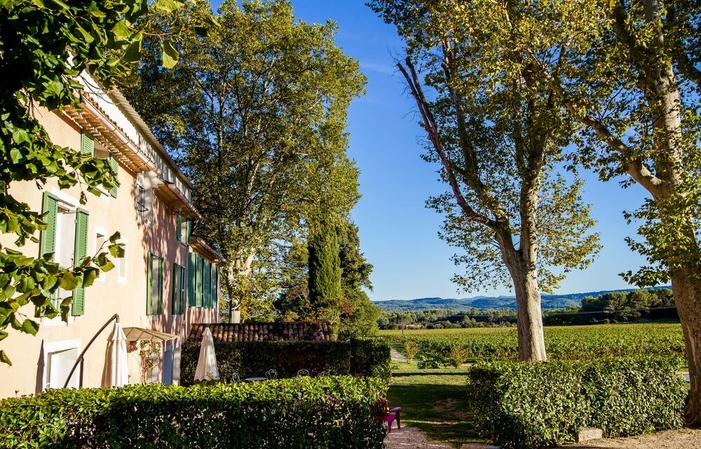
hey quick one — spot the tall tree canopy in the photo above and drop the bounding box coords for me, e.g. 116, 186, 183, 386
370, 0, 701, 423
0, 0, 190, 363
370, 0, 601, 361
120, 0, 366, 319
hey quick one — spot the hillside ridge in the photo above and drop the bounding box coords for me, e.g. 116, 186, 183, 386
373, 287, 670, 312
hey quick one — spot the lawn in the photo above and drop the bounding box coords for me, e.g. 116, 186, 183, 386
387, 363, 485, 447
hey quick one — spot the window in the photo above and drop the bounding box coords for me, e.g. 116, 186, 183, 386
186, 252, 218, 310
135, 172, 155, 226
84, 132, 119, 198
95, 231, 106, 283
147, 253, 163, 315
176, 214, 191, 245
117, 239, 128, 284
172, 263, 186, 315
42, 339, 81, 391
40, 192, 88, 316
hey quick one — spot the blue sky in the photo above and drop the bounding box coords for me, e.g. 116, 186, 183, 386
223, 1, 649, 301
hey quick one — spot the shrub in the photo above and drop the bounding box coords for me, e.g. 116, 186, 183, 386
350, 338, 391, 381
0, 376, 387, 449
468, 357, 687, 449
181, 340, 352, 385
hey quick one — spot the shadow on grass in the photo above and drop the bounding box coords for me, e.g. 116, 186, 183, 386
387, 375, 486, 448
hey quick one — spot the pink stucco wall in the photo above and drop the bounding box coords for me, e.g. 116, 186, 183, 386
0, 104, 218, 398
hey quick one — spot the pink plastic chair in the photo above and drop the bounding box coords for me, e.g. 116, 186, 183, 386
379, 399, 402, 432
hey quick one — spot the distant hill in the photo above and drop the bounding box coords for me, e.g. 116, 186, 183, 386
373, 288, 667, 312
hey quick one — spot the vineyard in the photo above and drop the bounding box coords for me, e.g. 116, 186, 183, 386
379, 323, 685, 365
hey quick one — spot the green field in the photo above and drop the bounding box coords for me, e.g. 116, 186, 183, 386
380, 322, 685, 363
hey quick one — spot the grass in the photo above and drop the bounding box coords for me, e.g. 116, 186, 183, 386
387, 368, 485, 448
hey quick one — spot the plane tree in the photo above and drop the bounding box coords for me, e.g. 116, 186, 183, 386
120, 0, 365, 319
370, 0, 601, 361
372, 0, 701, 424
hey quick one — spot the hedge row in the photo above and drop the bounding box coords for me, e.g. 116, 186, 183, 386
0, 376, 387, 449
180, 338, 391, 385
468, 357, 687, 449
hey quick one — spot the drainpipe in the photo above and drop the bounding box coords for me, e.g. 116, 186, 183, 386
62, 313, 120, 389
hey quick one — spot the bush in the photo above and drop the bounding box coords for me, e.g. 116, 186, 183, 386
350, 338, 391, 381
0, 376, 387, 449
181, 340, 352, 385
468, 357, 687, 449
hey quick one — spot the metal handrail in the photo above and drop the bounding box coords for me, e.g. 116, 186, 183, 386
62, 313, 120, 389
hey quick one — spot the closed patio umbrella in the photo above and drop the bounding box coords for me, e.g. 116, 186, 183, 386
194, 327, 219, 381
101, 321, 129, 387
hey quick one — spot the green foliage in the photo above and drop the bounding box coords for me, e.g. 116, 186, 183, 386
349, 338, 391, 382
403, 339, 419, 363
0, 377, 387, 449
180, 340, 352, 385
468, 357, 687, 449
308, 222, 342, 309
0, 0, 192, 362
380, 324, 686, 364
180, 337, 391, 385
119, 0, 366, 319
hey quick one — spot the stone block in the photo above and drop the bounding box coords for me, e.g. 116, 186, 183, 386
577, 427, 603, 442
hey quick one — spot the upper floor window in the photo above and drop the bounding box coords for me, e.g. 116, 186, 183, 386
41, 192, 88, 316
146, 252, 163, 315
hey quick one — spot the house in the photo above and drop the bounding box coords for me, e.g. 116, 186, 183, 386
0, 72, 220, 398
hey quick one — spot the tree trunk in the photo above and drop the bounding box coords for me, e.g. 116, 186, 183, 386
672, 267, 701, 426
502, 250, 548, 362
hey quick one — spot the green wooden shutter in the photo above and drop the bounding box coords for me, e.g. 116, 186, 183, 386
185, 220, 191, 245
204, 260, 212, 308
157, 257, 164, 314
81, 132, 94, 156
179, 265, 184, 314
187, 252, 196, 307
40, 193, 58, 258
147, 253, 153, 315
108, 156, 119, 198
71, 208, 89, 316
176, 214, 182, 242
172, 264, 180, 314
211, 264, 218, 310
195, 256, 203, 307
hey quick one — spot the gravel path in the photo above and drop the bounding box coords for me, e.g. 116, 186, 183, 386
384, 426, 701, 449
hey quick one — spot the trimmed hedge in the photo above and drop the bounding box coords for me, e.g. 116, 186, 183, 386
350, 338, 391, 381
468, 357, 687, 449
181, 338, 391, 385
0, 376, 387, 449
180, 340, 351, 384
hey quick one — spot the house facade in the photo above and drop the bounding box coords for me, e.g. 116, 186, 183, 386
0, 74, 219, 398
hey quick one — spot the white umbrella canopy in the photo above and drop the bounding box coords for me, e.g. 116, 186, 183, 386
194, 327, 220, 381
101, 322, 129, 387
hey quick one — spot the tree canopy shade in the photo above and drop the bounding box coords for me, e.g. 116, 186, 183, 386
0, 0, 194, 363
119, 0, 366, 319
370, 0, 701, 424
370, 1, 601, 361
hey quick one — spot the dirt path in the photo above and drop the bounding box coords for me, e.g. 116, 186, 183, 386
384, 426, 701, 449
390, 347, 407, 363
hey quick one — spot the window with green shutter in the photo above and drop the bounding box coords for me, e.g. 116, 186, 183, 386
195, 255, 203, 307
108, 156, 119, 198
187, 252, 196, 307
210, 264, 218, 310
147, 252, 164, 315
172, 263, 186, 315
71, 209, 89, 316
40, 193, 89, 316
81, 132, 94, 156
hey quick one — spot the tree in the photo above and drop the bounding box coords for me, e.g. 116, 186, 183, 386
370, 0, 601, 361
308, 221, 342, 313
119, 0, 366, 319
372, 0, 701, 423
0, 0, 193, 364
